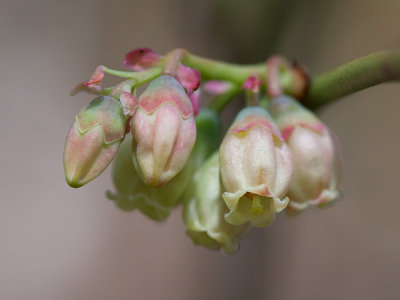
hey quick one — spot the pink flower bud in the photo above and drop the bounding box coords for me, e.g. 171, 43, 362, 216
219, 107, 293, 227
131, 75, 196, 187
63, 96, 126, 188
269, 96, 342, 214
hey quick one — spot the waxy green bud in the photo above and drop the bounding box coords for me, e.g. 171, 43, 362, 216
63, 96, 125, 188
183, 152, 250, 254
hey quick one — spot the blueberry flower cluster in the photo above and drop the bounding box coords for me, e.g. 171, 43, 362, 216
64, 48, 342, 254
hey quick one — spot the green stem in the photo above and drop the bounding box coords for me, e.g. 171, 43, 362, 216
183, 50, 400, 110
101, 50, 400, 110
305, 51, 400, 108
182, 52, 265, 84
102, 67, 162, 86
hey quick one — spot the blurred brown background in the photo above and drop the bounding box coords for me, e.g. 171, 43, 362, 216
1, 0, 400, 299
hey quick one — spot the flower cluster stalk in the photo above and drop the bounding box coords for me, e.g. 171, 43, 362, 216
64, 47, 400, 254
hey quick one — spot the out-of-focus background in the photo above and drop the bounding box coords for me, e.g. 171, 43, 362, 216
1, 0, 400, 299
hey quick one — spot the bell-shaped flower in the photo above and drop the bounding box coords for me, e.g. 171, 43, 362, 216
131, 75, 196, 187
268, 96, 342, 214
183, 152, 250, 254
219, 107, 293, 227
64, 96, 126, 187
108, 109, 221, 221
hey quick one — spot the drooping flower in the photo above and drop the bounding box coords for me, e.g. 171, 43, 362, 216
63, 96, 126, 187
131, 75, 196, 187
183, 152, 250, 254
219, 107, 293, 227
268, 95, 342, 214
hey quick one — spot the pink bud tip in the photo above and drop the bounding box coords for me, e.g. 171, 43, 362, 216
242, 76, 262, 92
281, 126, 296, 141
123, 48, 162, 71
85, 65, 104, 87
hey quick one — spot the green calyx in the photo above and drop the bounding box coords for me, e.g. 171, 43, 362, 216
76, 96, 125, 144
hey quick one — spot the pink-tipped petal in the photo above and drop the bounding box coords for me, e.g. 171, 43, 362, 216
138, 75, 193, 118
123, 48, 162, 71
85, 65, 104, 87
281, 125, 296, 141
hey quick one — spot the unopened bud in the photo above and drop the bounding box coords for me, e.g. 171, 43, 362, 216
131, 75, 196, 187
64, 96, 125, 187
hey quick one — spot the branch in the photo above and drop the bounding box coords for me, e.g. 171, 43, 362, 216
305, 51, 400, 108
182, 53, 265, 84
183, 50, 400, 110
